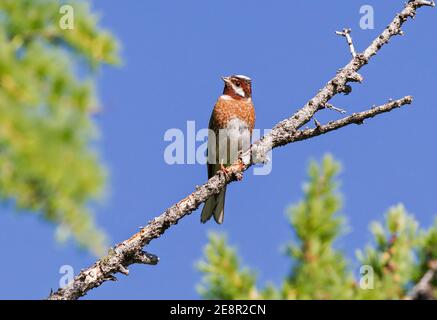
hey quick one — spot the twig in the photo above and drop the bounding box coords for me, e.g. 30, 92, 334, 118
47, 1, 433, 300
408, 260, 437, 300
336, 28, 357, 58
324, 103, 347, 114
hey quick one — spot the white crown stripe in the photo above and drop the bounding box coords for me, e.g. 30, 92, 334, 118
233, 74, 251, 81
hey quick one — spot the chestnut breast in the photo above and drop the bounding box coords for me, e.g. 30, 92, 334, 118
210, 96, 255, 134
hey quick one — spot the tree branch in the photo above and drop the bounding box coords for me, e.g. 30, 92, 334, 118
408, 260, 437, 300
324, 103, 347, 114
294, 96, 413, 141
47, 1, 434, 300
336, 28, 357, 58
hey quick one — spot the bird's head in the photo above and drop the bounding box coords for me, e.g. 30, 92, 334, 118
222, 75, 252, 100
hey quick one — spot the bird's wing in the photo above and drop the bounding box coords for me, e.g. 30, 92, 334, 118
207, 112, 220, 179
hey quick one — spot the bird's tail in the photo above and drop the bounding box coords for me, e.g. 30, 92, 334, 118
200, 186, 226, 224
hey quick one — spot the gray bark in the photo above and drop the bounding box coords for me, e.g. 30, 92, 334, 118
48, 1, 435, 300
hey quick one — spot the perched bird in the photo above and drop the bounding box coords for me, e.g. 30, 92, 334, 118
201, 75, 256, 224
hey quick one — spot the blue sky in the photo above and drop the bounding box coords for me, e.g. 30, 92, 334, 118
0, 0, 436, 299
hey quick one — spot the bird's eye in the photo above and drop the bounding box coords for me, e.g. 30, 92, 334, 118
235, 81, 241, 87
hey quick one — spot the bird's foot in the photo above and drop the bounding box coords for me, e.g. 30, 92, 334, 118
220, 164, 231, 177
220, 161, 244, 181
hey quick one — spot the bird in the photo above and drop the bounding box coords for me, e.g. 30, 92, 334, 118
201, 75, 256, 224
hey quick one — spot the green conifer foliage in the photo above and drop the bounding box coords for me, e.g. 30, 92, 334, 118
197, 234, 259, 299
356, 205, 418, 299
0, 0, 119, 255
283, 155, 354, 299
415, 218, 437, 298
197, 155, 437, 299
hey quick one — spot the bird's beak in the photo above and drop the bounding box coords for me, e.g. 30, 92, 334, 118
221, 76, 231, 84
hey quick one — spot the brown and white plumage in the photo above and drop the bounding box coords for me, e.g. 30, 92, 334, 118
201, 75, 255, 224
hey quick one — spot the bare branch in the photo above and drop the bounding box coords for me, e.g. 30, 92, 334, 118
323, 103, 347, 114
336, 28, 357, 58
408, 260, 437, 300
414, 0, 435, 7
294, 97, 413, 141
47, 1, 433, 300
132, 251, 160, 265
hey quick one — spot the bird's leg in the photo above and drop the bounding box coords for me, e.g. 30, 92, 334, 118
219, 160, 231, 177
219, 159, 244, 181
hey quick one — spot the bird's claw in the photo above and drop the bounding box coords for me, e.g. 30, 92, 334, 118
220, 164, 231, 177
220, 160, 244, 181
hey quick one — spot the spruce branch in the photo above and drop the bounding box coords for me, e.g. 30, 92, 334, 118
48, 1, 433, 300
